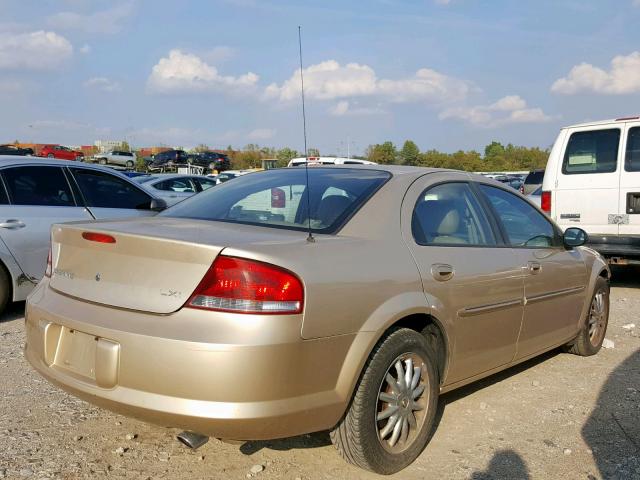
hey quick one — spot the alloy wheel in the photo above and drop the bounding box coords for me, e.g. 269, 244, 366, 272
588, 289, 607, 346
376, 353, 429, 453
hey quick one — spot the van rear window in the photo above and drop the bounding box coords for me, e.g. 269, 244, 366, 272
625, 127, 640, 172
562, 129, 620, 175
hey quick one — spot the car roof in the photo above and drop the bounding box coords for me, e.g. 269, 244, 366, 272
0, 155, 134, 177
562, 116, 640, 129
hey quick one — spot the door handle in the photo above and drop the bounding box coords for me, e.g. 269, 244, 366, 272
528, 261, 542, 274
0, 219, 25, 229
431, 263, 454, 282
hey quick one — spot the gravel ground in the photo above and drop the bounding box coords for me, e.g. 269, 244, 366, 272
1, 267, 639, 480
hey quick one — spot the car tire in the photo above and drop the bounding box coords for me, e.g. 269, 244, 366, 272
47, 154, 54, 158
126, 160, 134, 169
565, 276, 609, 356
0, 265, 11, 315
99, 158, 107, 165
330, 328, 439, 474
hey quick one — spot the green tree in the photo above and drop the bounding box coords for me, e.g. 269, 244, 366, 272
194, 144, 210, 153
366, 141, 397, 164
307, 147, 320, 157
120, 141, 131, 152
399, 140, 420, 166
276, 147, 299, 167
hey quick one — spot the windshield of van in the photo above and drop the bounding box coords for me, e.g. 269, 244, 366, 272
162, 168, 391, 234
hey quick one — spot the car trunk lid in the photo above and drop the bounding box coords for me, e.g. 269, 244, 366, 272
48, 217, 300, 314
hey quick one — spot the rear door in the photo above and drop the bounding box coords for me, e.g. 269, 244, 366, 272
619, 123, 640, 236
554, 125, 622, 235
68, 167, 157, 219
404, 174, 524, 384
0, 165, 92, 281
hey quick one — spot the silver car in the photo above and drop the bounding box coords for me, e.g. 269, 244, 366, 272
0, 156, 167, 313
133, 174, 217, 206
93, 151, 137, 168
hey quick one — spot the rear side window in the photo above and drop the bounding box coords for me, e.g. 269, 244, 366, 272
70, 168, 152, 209
412, 183, 496, 246
195, 177, 216, 191
163, 168, 390, 234
3, 166, 74, 206
524, 171, 544, 184
480, 185, 557, 247
625, 126, 640, 172
562, 129, 620, 174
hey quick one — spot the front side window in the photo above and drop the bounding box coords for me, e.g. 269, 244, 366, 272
163, 168, 390, 234
625, 126, 640, 172
480, 185, 557, 247
154, 178, 195, 192
562, 129, 620, 174
70, 168, 151, 209
2, 166, 74, 206
412, 183, 496, 246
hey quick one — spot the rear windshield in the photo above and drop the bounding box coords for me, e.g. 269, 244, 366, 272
162, 168, 391, 234
524, 171, 544, 184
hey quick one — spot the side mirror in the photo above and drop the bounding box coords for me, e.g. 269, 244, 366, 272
150, 198, 168, 212
563, 227, 588, 248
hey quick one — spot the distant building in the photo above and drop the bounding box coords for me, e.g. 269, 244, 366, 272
94, 140, 122, 153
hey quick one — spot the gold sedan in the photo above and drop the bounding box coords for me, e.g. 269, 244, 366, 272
25, 166, 609, 474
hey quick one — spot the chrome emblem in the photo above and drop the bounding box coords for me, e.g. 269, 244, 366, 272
95, 273, 101, 282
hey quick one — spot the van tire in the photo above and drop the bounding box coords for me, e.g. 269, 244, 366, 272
565, 277, 609, 356
0, 265, 11, 315
330, 328, 439, 474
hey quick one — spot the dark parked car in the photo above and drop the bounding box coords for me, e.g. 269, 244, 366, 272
149, 150, 189, 169
521, 169, 545, 195
0, 144, 33, 156
187, 151, 231, 172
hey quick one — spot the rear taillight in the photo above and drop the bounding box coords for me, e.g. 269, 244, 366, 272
186, 256, 304, 314
45, 248, 52, 278
82, 232, 116, 243
519, 185, 524, 194
541, 191, 551, 213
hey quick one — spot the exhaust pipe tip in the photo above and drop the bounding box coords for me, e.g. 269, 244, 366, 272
177, 431, 209, 450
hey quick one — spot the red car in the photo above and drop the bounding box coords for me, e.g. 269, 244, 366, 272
39, 145, 84, 161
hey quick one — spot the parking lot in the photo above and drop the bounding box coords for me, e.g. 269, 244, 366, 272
0, 267, 636, 480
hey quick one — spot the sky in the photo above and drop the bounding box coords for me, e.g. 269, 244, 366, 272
2, 0, 640, 155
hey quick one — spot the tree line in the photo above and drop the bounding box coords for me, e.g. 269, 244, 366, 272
222, 140, 549, 172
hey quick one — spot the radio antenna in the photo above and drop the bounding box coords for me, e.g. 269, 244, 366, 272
298, 26, 314, 243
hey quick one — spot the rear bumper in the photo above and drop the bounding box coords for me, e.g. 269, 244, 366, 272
25, 281, 360, 440
587, 235, 640, 263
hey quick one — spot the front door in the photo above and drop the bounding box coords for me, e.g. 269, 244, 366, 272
404, 175, 524, 385
0, 165, 92, 281
478, 184, 588, 360
68, 167, 157, 219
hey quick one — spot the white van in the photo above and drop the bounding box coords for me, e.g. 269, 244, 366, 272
542, 116, 640, 264
287, 156, 376, 167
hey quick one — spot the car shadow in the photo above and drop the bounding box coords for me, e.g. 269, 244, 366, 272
238, 353, 558, 457
441, 349, 558, 405
609, 265, 640, 288
0, 301, 25, 323
582, 348, 640, 479
470, 449, 530, 479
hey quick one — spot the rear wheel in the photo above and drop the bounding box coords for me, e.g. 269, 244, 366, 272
330, 328, 439, 474
126, 160, 134, 169
47, 154, 54, 158
566, 276, 609, 356
98, 158, 107, 165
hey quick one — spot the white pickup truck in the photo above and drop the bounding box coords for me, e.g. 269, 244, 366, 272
541, 116, 640, 265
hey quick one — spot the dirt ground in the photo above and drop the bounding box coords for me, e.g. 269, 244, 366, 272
1, 267, 639, 480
